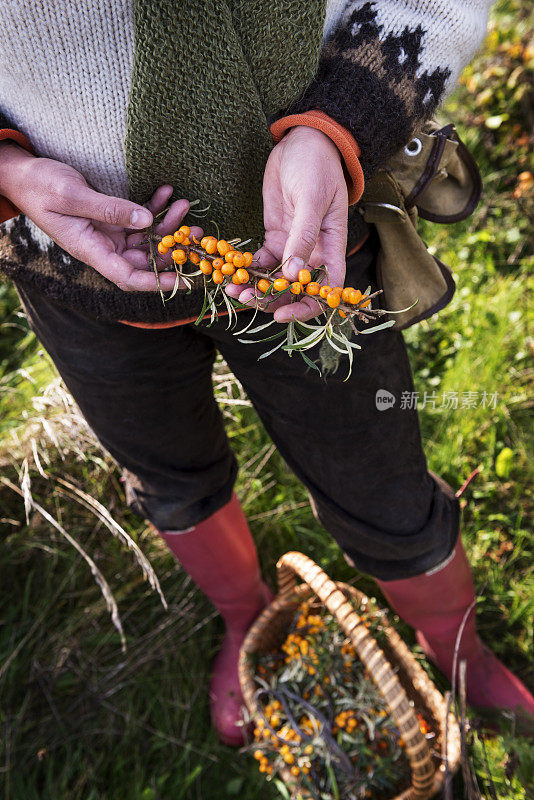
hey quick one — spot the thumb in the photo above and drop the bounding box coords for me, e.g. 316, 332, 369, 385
281, 198, 323, 281
63, 183, 153, 229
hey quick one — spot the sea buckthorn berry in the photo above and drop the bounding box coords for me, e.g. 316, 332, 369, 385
242, 252, 253, 267
161, 235, 175, 249
221, 263, 236, 276
191, 235, 200, 245
171, 248, 187, 264
257, 278, 271, 293
225, 250, 238, 263
212, 257, 224, 269
173, 230, 184, 243
157, 242, 169, 255
204, 237, 218, 255
182, 237, 191, 246
349, 289, 363, 305
232, 252, 246, 268
200, 236, 211, 249
290, 766, 300, 777
290, 282, 302, 295
332, 286, 344, 294
189, 252, 200, 265
327, 291, 340, 308
319, 285, 331, 299
273, 277, 289, 292
339, 309, 347, 318
254, 750, 263, 760
217, 239, 231, 256
212, 269, 224, 284
342, 287, 354, 303
200, 259, 213, 275
306, 282, 320, 296
235, 268, 250, 284
178, 225, 190, 236
298, 268, 312, 285
360, 296, 371, 307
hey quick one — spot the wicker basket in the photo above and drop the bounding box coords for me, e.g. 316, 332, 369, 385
239, 552, 460, 800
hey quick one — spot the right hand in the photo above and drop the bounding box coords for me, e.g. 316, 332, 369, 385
0, 143, 190, 292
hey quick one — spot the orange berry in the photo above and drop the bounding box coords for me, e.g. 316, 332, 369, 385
332, 286, 344, 294
339, 309, 347, 318
290, 282, 302, 295
212, 269, 224, 284
204, 237, 218, 255
273, 277, 289, 292
221, 263, 236, 276
257, 278, 271, 293
157, 242, 169, 255
342, 287, 354, 303
178, 225, 190, 237
298, 268, 312, 285
173, 230, 185, 244
225, 250, 238, 263
306, 282, 320, 296
242, 252, 254, 267
254, 750, 264, 760
319, 285, 331, 299
200, 259, 213, 275
191, 235, 200, 245
360, 296, 371, 308
349, 289, 363, 305
327, 291, 340, 308
232, 252, 246, 268
290, 766, 300, 777
217, 239, 231, 256
235, 268, 250, 284
181, 237, 191, 246
189, 252, 200, 265
161, 235, 175, 249
171, 248, 187, 264
212, 257, 224, 269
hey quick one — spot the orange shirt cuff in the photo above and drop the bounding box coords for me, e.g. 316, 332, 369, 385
270, 111, 364, 205
0, 129, 33, 223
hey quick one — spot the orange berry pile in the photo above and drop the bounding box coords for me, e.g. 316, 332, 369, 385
249, 599, 432, 797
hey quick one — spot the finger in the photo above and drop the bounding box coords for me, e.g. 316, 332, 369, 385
190, 225, 204, 241
75, 228, 178, 292
146, 185, 174, 215
155, 198, 191, 235
281, 198, 324, 281
58, 183, 154, 230
274, 295, 322, 323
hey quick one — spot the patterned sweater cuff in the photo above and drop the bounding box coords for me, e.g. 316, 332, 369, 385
270, 110, 364, 205
0, 129, 33, 223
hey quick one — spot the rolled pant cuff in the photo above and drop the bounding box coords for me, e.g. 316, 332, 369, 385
323, 473, 460, 581
123, 461, 238, 532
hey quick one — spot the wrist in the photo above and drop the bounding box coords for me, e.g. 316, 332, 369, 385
0, 142, 35, 204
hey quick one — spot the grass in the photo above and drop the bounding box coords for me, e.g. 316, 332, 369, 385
0, 2, 533, 798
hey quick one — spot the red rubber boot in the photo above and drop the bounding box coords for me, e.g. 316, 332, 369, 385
159, 493, 273, 746
376, 540, 534, 716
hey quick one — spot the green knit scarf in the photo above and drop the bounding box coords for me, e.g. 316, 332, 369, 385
126, 0, 326, 243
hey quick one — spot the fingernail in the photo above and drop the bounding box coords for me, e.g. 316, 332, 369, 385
130, 209, 152, 229
286, 256, 305, 280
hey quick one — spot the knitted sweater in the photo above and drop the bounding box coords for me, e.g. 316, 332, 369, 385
0, 1, 492, 324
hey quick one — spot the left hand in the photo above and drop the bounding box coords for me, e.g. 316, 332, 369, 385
226, 125, 348, 322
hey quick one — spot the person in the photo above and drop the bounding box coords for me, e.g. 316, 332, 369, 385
0, 1, 532, 748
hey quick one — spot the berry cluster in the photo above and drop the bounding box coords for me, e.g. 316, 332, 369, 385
155, 227, 375, 315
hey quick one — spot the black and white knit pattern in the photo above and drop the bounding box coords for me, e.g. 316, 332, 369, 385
298, 0, 493, 175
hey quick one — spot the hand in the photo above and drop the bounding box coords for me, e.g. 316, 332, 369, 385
226, 126, 348, 322
0, 143, 193, 292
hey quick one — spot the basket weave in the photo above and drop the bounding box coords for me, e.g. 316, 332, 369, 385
239, 552, 460, 800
